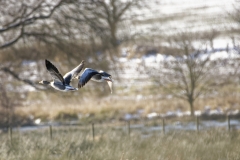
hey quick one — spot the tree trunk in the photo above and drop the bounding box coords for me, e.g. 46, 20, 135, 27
189, 99, 195, 117
110, 23, 118, 48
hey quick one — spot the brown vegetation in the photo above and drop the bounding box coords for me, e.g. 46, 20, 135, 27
1, 125, 240, 160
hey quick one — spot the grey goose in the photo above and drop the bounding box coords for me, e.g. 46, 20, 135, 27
78, 68, 113, 93
39, 59, 84, 92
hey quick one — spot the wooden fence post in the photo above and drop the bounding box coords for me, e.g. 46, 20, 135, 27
162, 118, 165, 135
127, 120, 130, 136
8, 126, 12, 143
227, 115, 230, 131
49, 125, 53, 139
196, 116, 199, 132
17, 126, 20, 137
92, 123, 95, 141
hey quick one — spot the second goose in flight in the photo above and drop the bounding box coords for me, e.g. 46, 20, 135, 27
78, 68, 113, 93
39, 59, 84, 92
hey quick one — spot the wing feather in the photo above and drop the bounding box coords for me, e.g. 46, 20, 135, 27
45, 59, 65, 85
78, 68, 99, 88
63, 60, 84, 85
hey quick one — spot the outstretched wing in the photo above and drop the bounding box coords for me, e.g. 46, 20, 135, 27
63, 60, 85, 85
78, 68, 99, 88
45, 59, 65, 85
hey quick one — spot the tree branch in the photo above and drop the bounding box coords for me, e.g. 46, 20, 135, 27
1, 67, 41, 90
0, 0, 64, 49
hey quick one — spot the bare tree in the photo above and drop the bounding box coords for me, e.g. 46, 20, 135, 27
0, 0, 65, 49
227, 1, 240, 45
0, 0, 145, 90
229, 1, 240, 25
0, 0, 68, 89
57, 0, 143, 57
201, 29, 220, 51
149, 32, 218, 117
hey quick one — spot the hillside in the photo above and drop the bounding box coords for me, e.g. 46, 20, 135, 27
130, 0, 237, 37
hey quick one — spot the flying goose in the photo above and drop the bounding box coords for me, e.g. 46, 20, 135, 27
78, 68, 113, 93
39, 59, 84, 92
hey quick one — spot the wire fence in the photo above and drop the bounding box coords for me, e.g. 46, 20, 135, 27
5, 114, 240, 143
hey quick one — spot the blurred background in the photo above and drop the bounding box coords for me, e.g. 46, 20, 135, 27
0, 0, 240, 128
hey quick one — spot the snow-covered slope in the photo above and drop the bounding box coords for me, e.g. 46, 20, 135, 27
129, 0, 238, 37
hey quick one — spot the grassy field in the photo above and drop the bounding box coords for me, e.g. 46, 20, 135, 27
1, 125, 240, 160
14, 83, 240, 123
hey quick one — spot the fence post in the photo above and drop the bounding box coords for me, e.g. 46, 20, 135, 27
227, 115, 231, 131
49, 125, 53, 139
162, 118, 165, 135
127, 120, 130, 136
92, 123, 95, 141
17, 125, 20, 137
196, 116, 199, 132
8, 126, 12, 143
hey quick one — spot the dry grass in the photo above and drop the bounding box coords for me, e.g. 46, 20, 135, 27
1, 126, 240, 160
13, 83, 240, 122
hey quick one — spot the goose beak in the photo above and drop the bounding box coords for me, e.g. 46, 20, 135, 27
103, 77, 113, 94
107, 80, 113, 94
104, 77, 113, 82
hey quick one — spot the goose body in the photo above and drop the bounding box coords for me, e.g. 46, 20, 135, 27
39, 59, 84, 92
78, 68, 113, 93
